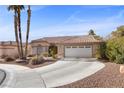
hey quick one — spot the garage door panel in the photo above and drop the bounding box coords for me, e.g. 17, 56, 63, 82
65, 46, 92, 58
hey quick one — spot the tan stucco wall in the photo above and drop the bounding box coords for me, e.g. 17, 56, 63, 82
0, 44, 33, 58
30, 42, 101, 58
30, 41, 49, 55
30, 46, 49, 55
92, 44, 100, 57
0, 45, 18, 57
57, 45, 64, 58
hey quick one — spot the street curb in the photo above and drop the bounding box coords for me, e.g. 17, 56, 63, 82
0, 69, 6, 86
0, 69, 15, 88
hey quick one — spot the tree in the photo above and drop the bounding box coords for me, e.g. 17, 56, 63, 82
105, 25, 124, 64
8, 5, 25, 59
112, 25, 124, 38
8, 5, 21, 58
88, 29, 96, 35
17, 5, 25, 59
96, 42, 108, 59
106, 37, 124, 64
25, 5, 31, 58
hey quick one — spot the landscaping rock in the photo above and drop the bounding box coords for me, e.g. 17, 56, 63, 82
16, 59, 27, 63
58, 63, 124, 88
120, 65, 124, 74
0, 59, 5, 62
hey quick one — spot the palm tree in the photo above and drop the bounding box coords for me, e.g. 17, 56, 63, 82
17, 5, 25, 59
25, 5, 31, 58
8, 5, 21, 58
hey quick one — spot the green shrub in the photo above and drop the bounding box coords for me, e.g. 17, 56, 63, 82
95, 50, 101, 59
96, 42, 108, 59
115, 54, 124, 64
105, 26, 124, 64
106, 37, 124, 64
31, 55, 44, 65
42, 52, 49, 57
37, 55, 44, 62
48, 45, 57, 57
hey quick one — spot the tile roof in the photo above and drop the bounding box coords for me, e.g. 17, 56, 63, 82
31, 35, 102, 44
0, 41, 17, 46
0, 41, 25, 46
62, 35, 102, 44
31, 40, 50, 46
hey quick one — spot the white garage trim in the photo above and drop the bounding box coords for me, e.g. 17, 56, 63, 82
64, 45, 92, 58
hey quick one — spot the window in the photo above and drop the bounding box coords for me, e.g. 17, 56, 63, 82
66, 46, 71, 48
85, 45, 91, 48
79, 46, 84, 48
72, 46, 77, 48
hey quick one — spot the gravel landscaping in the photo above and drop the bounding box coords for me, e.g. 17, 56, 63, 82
0, 70, 6, 85
58, 62, 124, 88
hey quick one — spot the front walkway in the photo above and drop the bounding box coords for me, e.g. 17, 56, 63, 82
0, 59, 105, 88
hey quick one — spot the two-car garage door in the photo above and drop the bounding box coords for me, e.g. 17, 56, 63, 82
65, 45, 92, 58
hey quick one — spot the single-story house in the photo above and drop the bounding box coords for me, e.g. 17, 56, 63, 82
31, 35, 103, 58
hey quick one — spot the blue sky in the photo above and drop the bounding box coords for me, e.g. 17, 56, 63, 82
0, 5, 124, 41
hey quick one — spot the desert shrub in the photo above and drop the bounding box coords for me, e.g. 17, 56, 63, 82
1, 55, 8, 59
96, 42, 108, 59
42, 52, 49, 57
115, 54, 124, 64
27, 54, 35, 57
106, 37, 124, 64
48, 45, 57, 58
51, 51, 57, 59
31, 55, 44, 65
37, 55, 44, 62
5, 56, 15, 62
31, 56, 37, 64
95, 50, 101, 59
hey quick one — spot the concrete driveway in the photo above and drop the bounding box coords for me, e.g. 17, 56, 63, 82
0, 58, 105, 88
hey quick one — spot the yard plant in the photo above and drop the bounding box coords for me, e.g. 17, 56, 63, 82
106, 37, 124, 64
31, 55, 44, 65
8, 5, 31, 60
97, 25, 124, 64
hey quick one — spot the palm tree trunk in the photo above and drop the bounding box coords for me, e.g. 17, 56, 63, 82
14, 12, 21, 58
25, 5, 31, 58
17, 8, 23, 59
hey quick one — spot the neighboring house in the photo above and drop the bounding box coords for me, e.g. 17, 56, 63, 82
31, 35, 103, 58
0, 41, 18, 57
